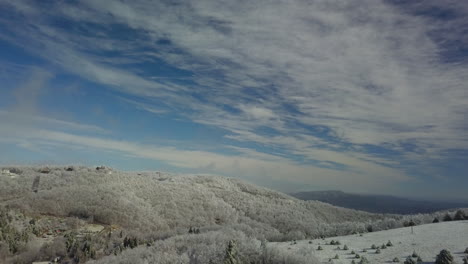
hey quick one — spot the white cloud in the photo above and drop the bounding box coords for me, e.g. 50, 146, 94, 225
239, 105, 275, 120
0, 123, 411, 194
1, 0, 467, 192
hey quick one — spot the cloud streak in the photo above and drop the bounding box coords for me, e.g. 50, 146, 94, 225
0, 0, 467, 198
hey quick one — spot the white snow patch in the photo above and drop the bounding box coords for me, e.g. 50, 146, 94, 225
272, 220, 468, 263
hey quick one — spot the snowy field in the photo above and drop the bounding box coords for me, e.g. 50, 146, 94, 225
272, 220, 468, 263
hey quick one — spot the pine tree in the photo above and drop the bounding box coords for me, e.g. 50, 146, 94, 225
404, 256, 416, 264
443, 213, 453, 222
454, 210, 466, 221
359, 256, 369, 264
435, 249, 454, 264
223, 240, 239, 264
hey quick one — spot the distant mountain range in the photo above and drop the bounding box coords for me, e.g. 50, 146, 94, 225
290, 190, 468, 214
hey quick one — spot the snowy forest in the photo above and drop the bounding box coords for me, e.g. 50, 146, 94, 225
0, 166, 466, 263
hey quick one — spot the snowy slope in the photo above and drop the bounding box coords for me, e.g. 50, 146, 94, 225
272, 220, 468, 263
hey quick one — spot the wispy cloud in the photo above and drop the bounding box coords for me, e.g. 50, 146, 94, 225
1, 0, 467, 197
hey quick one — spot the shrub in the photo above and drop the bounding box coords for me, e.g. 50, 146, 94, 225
352, 260, 356, 264
417, 256, 422, 263
371, 244, 377, 249
463, 256, 468, 264
393, 257, 400, 262
317, 246, 323, 250
309, 241, 312, 244
351, 250, 355, 254
464, 247, 468, 254
412, 251, 418, 258
381, 244, 387, 249
376, 248, 381, 254
334, 254, 339, 259
433, 217, 440, 223
343, 245, 348, 250
435, 249, 454, 264
355, 254, 360, 259
362, 249, 367, 252
386, 240, 393, 247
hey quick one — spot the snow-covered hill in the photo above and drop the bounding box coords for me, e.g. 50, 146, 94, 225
1, 166, 466, 263
0, 166, 392, 241
272, 220, 468, 263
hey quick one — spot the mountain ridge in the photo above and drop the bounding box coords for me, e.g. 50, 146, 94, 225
290, 190, 468, 214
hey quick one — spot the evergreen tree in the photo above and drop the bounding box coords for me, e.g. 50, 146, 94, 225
359, 256, 369, 264
435, 249, 454, 264
433, 217, 440, 223
454, 210, 466, 221
443, 213, 453, 222
223, 240, 239, 264
404, 256, 416, 264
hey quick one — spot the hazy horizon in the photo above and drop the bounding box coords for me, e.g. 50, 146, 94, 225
1, 0, 468, 201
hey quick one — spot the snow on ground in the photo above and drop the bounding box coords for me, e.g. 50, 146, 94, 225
272, 220, 468, 263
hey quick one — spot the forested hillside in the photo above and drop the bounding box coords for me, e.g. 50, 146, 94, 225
0, 166, 461, 263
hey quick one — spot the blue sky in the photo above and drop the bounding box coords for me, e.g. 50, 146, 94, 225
0, 0, 467, 201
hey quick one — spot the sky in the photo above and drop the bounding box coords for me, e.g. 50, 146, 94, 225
0, 0, 467, 202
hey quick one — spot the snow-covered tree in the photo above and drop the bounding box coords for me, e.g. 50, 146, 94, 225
435, 249, 454, 264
